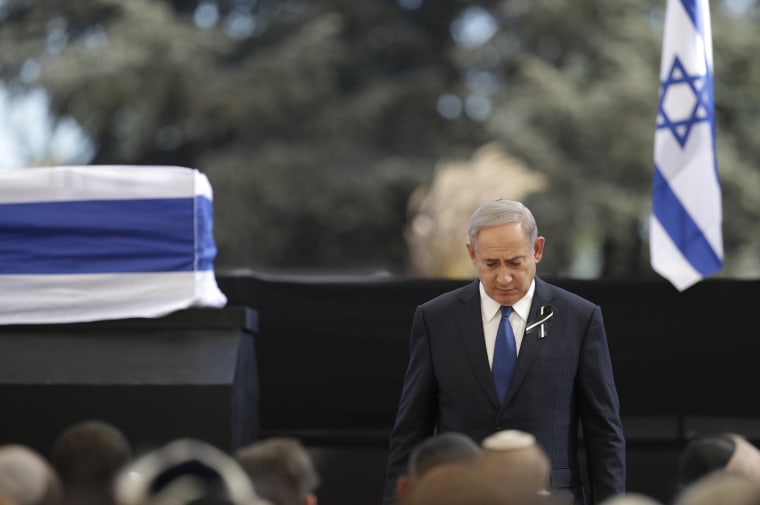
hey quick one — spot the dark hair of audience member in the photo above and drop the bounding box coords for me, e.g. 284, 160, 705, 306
51, 420, 132, 487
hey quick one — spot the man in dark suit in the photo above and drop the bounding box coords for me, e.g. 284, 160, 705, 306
384, 199, 625, 504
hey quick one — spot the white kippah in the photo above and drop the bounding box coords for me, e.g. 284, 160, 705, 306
482, 430, 536, 451
114, 438, 272, 505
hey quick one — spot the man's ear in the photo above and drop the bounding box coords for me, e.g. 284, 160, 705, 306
533, 236, 545, 263
396, 475, 412, 504
466, 242, 477, 265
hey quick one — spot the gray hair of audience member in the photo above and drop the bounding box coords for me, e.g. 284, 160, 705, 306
0, 445, 62, 505
234, 438, 319, 505
113, 438, 270, 505
51, 419, 132, 488
467, 200, 539, 252
678, 433, 760, 486
475, 430, 550, 501
673, 470, 760, 505
408, 433, 481, 481
597, 493, 665, 505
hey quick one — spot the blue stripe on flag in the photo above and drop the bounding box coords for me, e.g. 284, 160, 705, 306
679, 0, 698, 28
652, 165, 722, 275
195, 195, 217, 272
0, 198, 199, 274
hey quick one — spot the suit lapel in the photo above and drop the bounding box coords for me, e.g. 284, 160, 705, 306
502, 277, 555, 407
457, 281, 501, 409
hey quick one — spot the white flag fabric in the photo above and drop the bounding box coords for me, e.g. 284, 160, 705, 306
651, 0, 723, 291
0, 165, 227, 324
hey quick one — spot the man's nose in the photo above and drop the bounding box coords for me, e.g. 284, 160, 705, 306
496, 266, 512, 284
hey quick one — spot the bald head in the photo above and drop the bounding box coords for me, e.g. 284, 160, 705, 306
598, 493, 664, 505
673, 471, 760, 505
410, 464, 516, 505
679, 433, 760, 486
725, 434, 760, 481
0, 445, 61, 505
0, 492, 18, 505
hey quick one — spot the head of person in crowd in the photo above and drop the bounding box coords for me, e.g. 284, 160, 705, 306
672, 470, 760, 505
0, 444, 62, 505
409, 464, 516, 505
0, 492, 17, 505
395, 432, 481, 505
235, 438, 318, 505
678, 432, 760, 487
597, 492, 665, 505
113, 438, 270, 505
475, 430, 550, 504
51, 419, 132, 505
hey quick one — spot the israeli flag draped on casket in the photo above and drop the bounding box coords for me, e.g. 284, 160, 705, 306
0, 165, 227, 324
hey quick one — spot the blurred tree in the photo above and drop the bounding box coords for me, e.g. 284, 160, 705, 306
1, 0, 758, 279
434, 0, 760, 279
0, 0, 489, 274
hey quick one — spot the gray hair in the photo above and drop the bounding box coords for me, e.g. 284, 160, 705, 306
235, 437, 319, 505
467, 199, 538, 251
408, 433, 480, 481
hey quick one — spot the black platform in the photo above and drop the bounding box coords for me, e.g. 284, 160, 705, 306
3, 274, 760, 505
0, 306, 259, 453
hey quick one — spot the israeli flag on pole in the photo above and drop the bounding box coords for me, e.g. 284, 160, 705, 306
0, 165, 227, 324
650, 0, 723, 291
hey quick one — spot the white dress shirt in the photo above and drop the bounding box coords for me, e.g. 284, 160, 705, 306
479, 279, 536, 369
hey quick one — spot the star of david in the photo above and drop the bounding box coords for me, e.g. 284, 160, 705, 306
656, 56, 712, 148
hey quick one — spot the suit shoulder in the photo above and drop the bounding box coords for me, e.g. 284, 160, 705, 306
541, 279, 599, 312
419, 281, 476, 312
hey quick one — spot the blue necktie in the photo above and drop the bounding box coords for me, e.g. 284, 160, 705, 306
493, 306, 517, 404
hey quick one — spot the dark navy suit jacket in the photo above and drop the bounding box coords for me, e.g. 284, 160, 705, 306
384, 277, 625, 504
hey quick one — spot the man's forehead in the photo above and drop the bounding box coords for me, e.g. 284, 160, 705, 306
479, 251, 527, 261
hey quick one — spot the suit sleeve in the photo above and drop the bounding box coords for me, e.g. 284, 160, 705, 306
577, 305, 626, 503
383, 306, 438, 504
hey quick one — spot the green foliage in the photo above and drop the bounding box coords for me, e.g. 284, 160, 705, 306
2, 0, 759, 278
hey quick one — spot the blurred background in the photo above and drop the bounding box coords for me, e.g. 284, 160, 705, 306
1, 0, 759, 280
